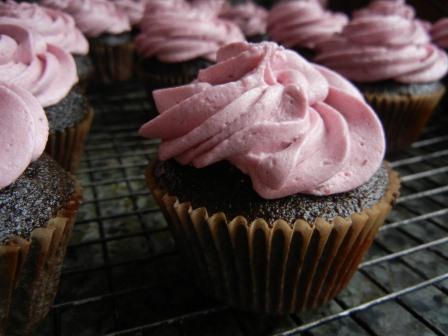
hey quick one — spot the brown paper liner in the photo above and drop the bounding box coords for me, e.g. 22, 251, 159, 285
0, 184, 81, 336
146, 163, 400, 314
363, 87, 445, 152
138, 68, 197, 90
45, 107, 94, 173
89, 40, 135, 84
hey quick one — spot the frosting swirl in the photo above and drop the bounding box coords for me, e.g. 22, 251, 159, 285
0, 1, 88, 55
353, 0, 415, 19
136, 0, 244, 63
353, 0, 431, 32
0, 83, 49, 189
112, 0, 145, 26
431, 18, 448, 49
316, 1, 448, 83
41, 0, 131, 37
0, 23, 78, 107
140, 42, 385, 199
267, 0, 348, 50
219, 1, 268, 37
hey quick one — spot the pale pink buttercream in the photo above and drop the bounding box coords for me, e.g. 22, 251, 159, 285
139, 42, 385, 199
136, 0, 244, 63
431, 18, 448, 49
219, 1, 268, 37
42, 0, 130, 37
0, 83, 49, 189
267, 0, 348, 50
353, 0, 431, 33
112, 0, 145, 26
0, 1, 88, 55
0, 23, 78, 107
316, 1, 448, 83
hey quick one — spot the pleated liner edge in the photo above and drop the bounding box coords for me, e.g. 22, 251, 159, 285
145, 162, 400, 314
0, 184, 82, 336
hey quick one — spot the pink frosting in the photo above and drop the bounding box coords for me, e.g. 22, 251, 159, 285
316, 1, 448, 83
267, 0, 348, 50
112, 0, 146, 26
0, 83, 49, 189
136, 0, 244, 63
353, 0, 431, 33
139, 42, 385, 199
0, 1, 88, 55
219, 1, 268, 37
41, 0, 131, 37
431, 18, 448, 49
0, 23, 78, 107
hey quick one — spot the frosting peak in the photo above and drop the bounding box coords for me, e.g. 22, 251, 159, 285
0, 83, 48, 189
0, 1, 88, 55
0, 23, 78, 107
136, 0, 244, 63
41, 0, 131, 37
112, 0, 146, 26
219, 1, 268, 37
316, 0, 448, 83
140, 42, 385, 199
267, 0, 348, 50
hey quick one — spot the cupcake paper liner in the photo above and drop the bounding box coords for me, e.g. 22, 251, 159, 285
363, 87, 445, 152
89, 41, 135, 84
146, 163, 400, 313
138, 69, 198, 90
45, 107, 94, 173
0, 185, 81, 336
137, 58, 213, 91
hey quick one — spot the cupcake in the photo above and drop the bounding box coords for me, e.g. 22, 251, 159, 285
218, 0, 268, 42
135, 0, 244, 89
42, 0, 133, 84
139, 42, 400, 313
0, 0, 93, 91
316, 0, 448, 152
431, 18, 448, 51
267, 0, 348, 60
0, 23, 94, 172
0, 83, 81, 335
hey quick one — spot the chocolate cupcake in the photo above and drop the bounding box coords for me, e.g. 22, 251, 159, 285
0, 1, 94, 92
0, 23, 94, 172
0, 84, 81, 335
267, 0, 348, 61
42, 0, 134, 84
139, 42, 400, 313
316, 0, 448, 152
218, 0, 269, 43
135, 0, 244, 90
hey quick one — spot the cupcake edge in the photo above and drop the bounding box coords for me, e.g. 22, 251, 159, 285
145, 160, 400, 313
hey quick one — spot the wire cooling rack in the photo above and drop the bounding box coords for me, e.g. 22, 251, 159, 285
35, 81, 448, 336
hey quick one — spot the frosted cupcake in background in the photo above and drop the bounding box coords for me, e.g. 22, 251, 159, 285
316, 0, 448, 152
431, 18, 448, 51
42, 0, 134, 84
0, 0, 93, 91
0, 23, 94, 172
218, 0, 268, 42
135, 0, 244, 89
0, 83, 81, 335
140, 41, 400, 313
267, 0, 348, 60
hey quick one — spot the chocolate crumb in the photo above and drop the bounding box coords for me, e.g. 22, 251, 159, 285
155, 160, 389, 226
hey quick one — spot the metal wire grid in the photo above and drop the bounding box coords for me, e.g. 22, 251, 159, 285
35, 82, 448, 336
